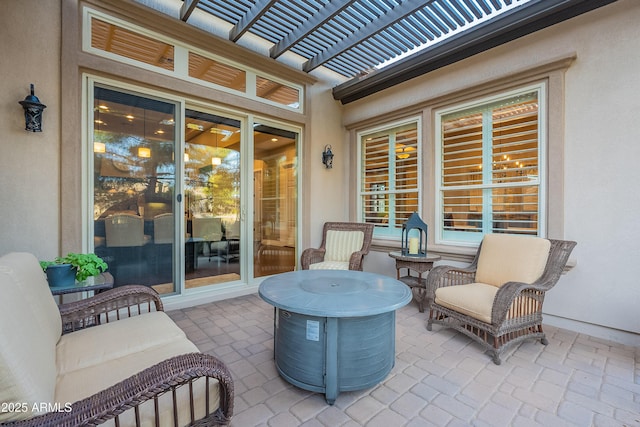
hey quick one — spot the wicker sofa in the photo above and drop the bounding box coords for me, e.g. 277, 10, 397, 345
0, 252, 233, 426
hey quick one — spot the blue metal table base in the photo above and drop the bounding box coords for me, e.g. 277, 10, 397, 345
273, 308, 396, 404
260, 270, 411, 405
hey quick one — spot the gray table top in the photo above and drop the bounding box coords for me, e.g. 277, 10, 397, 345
49, 272, 114, 295
388, 251, 441, 262
259, 270, 412, 317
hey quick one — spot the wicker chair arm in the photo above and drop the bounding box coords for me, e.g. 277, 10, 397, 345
424, 265, 477, 300
348, 250, 368, 271
3, 353, 233, 427
490, 280, 550, 325
491, 239, 577, 325
300, 248, 326, 269
59, 285, 163, 333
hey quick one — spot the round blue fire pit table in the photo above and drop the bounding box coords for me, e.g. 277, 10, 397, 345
259, 269, 411, 404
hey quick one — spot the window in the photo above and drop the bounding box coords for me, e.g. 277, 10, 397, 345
436, 85, 545, 245
256, 76, 300, 109
189, 52, 246, 92
359, 119, 420, 238
91, 17, 175, 71
84, 7, 304, 112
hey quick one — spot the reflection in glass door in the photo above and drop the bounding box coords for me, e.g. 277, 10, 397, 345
91, 83, 299, 293
184, 110, 241, 288
253, 123, 298, 277
92, 86, 178, 294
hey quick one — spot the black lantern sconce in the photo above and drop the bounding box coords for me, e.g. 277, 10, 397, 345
19, 84, 47, 132
401, 212, 428, 257
322, 144, 334, 169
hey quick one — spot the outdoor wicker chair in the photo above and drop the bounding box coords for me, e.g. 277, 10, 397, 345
300, 222, 374, 271
425, 234, 576, 365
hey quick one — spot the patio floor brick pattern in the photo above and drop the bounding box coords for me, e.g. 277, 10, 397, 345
168, 294, 640, 427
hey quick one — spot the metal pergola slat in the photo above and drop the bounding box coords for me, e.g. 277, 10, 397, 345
139, 0, 617, 90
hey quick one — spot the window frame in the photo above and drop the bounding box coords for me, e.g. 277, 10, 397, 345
357, 116, 422, 240
82, 7, 304, 113
434, 83, 547, 246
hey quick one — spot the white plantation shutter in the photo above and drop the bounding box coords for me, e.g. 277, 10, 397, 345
362, 133, 389, 225
360, 121, 420, 237
438, 89, 543, 244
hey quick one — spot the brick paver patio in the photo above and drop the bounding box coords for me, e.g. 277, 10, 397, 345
169, 294, 640, 427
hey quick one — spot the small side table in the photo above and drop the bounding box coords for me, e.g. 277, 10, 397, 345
50, 272, 114, 304
388, 251, 441, 313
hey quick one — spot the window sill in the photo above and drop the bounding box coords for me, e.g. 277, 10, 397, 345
371, 239, 576, 273
371, 239, 477, 264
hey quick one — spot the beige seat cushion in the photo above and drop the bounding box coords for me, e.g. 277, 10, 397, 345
56, 312, 220, 426
55, 339, 220, 427
324, 230, 364, 262
435, 283, 499, 324
475, 234, 550, 287
309, 260, 349, 270
56, 311, 187, 375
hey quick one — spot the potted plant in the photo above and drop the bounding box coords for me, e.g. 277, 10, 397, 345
40, 252, 108, 287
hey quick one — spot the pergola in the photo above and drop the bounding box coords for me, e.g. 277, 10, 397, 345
140, 0, 616, 102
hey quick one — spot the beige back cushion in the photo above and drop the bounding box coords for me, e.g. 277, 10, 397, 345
105, 213, 145, 247
475, 234, 551, 287
325, 230, 365, 262
153, 213, 174, 244
192, 216, 223, 242
0, 253, 61, 421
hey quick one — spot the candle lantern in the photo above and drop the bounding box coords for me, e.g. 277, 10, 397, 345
401, 212, 428, 257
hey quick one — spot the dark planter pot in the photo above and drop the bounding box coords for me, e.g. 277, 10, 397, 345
46, 264, 77, 287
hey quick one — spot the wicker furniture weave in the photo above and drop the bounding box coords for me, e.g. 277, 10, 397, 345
425, 236, 576, 365
4, 353, 234, 427
300, 222, 374, 271
0, 253, 233, 427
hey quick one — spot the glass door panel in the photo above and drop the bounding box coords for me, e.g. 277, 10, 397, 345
92, 86, 177, 294
184, 109, 241, 288
253, 123, 298, 277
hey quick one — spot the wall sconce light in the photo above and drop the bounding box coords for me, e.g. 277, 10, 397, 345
401, 212, 428, 257
19, 84, 46, 132
322, 144, 334, 169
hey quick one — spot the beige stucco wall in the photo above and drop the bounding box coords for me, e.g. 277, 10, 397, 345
0, 0, 61, 260
1, 0, 636, 343
305, 70, 347, 248
342, 0, 640, 341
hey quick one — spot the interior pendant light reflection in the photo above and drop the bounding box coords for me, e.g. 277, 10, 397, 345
94, 142, 106, 153
211, 124, 221, 165
93, 106, 106, 153
138, 147, 151, 158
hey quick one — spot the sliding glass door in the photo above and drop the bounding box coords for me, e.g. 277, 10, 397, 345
89, 80, 300, 296
92, 85, 178, 293
184, 109, 242, 287
253, 123, 298, 277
